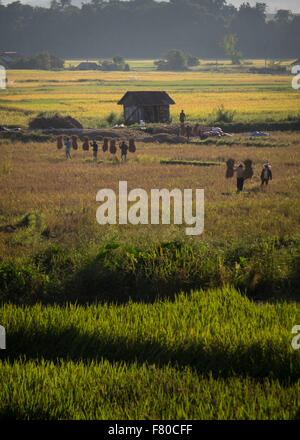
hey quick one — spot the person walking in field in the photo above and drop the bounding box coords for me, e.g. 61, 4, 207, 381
179, 110, 186, 124
119, 140, 128, 162
91, 140, 98, 160
64, 137, 72, 159
261, 163, 272, 186
234, 163, 245, 192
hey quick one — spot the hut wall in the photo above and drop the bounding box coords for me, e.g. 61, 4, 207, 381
124, 106, 142, 124
158, 105, 170, 122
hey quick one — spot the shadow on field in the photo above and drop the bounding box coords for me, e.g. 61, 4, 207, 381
0, 406, 57, 421
2, 327, 298, 383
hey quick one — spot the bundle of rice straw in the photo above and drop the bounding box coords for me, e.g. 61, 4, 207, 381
82, 137, 89, 151
243, 159, 253, 180
109, 139, 116, 154
226, 158, 235, 178
102, 138, 108, 152
57, 136, 63, 149
71, 135, 78, 150
129, 138, 136, 153
193, 123, 200, 137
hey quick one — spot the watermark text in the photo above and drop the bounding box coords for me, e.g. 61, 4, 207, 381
96, 181, 204, 235
0, 325, 6, 349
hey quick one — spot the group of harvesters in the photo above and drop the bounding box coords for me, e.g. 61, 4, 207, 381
56, 135, 136, 154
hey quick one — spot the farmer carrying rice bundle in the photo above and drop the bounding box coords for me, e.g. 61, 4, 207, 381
234, 163, 245, 192
119, 140, 128, 162
91, 139, 98, 160
261, 162, 272, 186
64, 137, 72, 159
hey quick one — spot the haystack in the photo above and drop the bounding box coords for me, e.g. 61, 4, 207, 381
82, 137, 89, 151
57, 136, 63, 149
129, 138, 136, 153
109, 139, 116, 154
71, 135, 78, 150
226, 158, 235, 178
102, 138, 108, 152
243, 159, 253, 180
193, 123, 200, 137
29, 114, 83, 130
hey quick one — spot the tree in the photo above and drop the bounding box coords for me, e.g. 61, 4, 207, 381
186, 54, 199, 67
99, 56, 130, 71
10, 52, 63, 70
50, 54, 64, 69
165, 50, 188, 70
274, 9, 293, 24
220, 34, 242, 65
155, 50, 188, 71
113, 56, 124, 65
34, 52, 51, 70
60, 0, 72, 8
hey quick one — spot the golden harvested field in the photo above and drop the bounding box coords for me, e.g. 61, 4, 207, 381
1, 67, 298, 127
1, 132, 300, 259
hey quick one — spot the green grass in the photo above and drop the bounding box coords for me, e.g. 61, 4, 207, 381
160, 160, 222, 166
0, 236, 299, 304
0, 286, 299, 419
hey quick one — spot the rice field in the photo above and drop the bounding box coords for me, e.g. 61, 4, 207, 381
0, 61, 300, 420
1, 62, 298, 128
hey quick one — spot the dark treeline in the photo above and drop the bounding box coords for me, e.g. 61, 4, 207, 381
0, 0, 299, 59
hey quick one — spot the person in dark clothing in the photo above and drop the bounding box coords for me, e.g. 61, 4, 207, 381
119, 141, 128, 162
234, 164, 244, 192
179, 110, 186, 124
91, 140, 98, 160
261, 163, 272, 186
64, 137, 72, 159
186, 124, 192, 142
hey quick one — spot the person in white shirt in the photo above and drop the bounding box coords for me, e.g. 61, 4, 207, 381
261, 163, 272, 186
234, 163, 244, 192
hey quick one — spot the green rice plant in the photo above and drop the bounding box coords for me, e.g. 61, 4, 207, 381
160, 159, 222, 166
1, 161, 12, 175
211, 104, 236, 123
0, 286, 299, 419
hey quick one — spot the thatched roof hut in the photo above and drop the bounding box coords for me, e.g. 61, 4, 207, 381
118, 91, 175, 124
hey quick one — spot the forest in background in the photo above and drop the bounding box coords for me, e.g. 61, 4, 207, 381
0, 0, 300, 59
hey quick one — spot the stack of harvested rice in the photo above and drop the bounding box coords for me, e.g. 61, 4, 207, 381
71, 135, 78, 150
243, 159, 253, 179
129, 138, 136, 153
57, 136, 63, 149
226, 158, 235, 178
109, 139, 116, 154
103, 138, 108, 152
193, 123, 200, 137
82, 137, 89, 151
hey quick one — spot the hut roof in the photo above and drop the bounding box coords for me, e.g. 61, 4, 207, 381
118, 91, 175, 106
75, 62, 99, 70
291, 59, 300, 66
